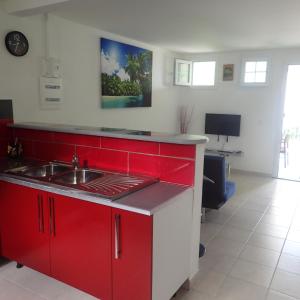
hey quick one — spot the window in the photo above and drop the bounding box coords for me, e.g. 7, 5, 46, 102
175, 59, 192, 86
174, 59, 216, 87
192, 61, 216, 86
243, 61, 268, 84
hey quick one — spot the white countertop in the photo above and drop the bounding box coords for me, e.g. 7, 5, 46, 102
9, 122, 208, 145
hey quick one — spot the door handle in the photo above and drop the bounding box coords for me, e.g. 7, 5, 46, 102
49, 197, 53, 236
52, 198, 56, 237
49, 197, 56, 237
114, 214, 121, 259
37, 195, 42, 232
40, 195, 45, 233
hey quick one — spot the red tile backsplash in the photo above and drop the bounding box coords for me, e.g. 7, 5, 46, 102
102, 137, 159, 154
160, 157, 195, 186
53, 132, 101, 147
98, 149, 128, 173
160, 143, 196, 159
129, 154, 160, 177
0, 119, 13, 158
16, 129, 54, 142
34, 141, 74, 162
13, 128, 196, 186
76, 146, 101, 168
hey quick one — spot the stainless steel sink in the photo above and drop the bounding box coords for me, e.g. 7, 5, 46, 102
53, 169, 104, 185
23, 164, 72, 178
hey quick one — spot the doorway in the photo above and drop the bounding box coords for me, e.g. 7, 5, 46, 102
278, 65, 300, 181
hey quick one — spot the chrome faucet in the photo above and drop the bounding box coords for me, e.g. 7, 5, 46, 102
72, 154, 80, 169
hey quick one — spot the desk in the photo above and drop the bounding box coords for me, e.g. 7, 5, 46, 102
205, 149, 243, 157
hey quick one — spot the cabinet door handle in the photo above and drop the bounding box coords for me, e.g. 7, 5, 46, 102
115, 214, 121, 259
49, 197, 53, 236
37, 195, 42, 232
40, 195, 45, 233
52, 198, 56, 237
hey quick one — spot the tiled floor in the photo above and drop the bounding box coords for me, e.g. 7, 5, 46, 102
1, 172, 300, 299
176, 172, 300, 300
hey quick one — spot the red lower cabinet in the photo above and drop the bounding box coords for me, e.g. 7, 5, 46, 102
0, 181, 154, 300
49, 193, 112, 300
112, 208, 153, 300
0, 182, 50, 275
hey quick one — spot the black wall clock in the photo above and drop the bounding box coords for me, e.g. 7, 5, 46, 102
5, 31, 29, 57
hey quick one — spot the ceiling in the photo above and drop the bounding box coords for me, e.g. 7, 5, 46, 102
13, 0, 300, 53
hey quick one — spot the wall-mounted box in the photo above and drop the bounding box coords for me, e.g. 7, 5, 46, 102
39, 77, 63, 110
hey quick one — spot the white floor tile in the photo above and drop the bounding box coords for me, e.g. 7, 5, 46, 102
271, 270, 300, 299
283, 241, 300, 258
207, 237, 245, 258
230, 259, 275, 287
278, 254, 300, 275
216, 225, 252, 243
247, 232, 285, 252
200, 223, 223, 244
192, 270, 226, 296
255, 222, 289, 239
287, 229, 300, 243
1, 264, 68, 299
267, 290, 299, 300
0, 278, 46, 300
239, 245, 280, 268
214, 276, 267, 300
198, 252, 237, 275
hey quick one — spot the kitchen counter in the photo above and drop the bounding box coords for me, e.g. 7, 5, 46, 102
9, 122, 208, 145
0, 158, 190, 216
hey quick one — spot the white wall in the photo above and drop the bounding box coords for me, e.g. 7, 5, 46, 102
0, 10, 179, 133
176, 49, 300, 175
1, 7, 300, 175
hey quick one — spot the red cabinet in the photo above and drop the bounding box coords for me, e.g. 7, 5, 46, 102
0, 181, 154, 300
50, 194, 112, 300
0, 182, 50, 275
112, 208, 153, 300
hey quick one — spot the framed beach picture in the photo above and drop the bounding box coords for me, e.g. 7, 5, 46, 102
223, 64, 234, 81
100, 38, 153, 108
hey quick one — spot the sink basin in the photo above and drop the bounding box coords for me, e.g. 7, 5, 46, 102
53, 169, 104, 185
23, 164, 72, 178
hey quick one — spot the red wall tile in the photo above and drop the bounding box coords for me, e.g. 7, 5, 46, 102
34, 141, 74, 162
53, 132, 100, 147
16, 129, 54, 142
160, 143, 196, 159
76, 146, 101, 168
129, 153, 160, 177
0, 119, 13, 158
160, 157, 195, 186
98, 149, 128, 173
102, 137, 159, 154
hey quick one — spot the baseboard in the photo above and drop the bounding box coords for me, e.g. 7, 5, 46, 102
231, 168, 272, 178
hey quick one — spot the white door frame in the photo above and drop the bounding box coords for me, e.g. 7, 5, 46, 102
272, 62, 300, 178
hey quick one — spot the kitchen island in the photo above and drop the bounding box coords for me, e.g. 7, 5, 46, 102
0, 123, 208, 300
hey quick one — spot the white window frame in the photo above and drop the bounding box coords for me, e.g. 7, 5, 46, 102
174, 58, 217, 88
174, 59, 192, 86
241, 59, 270, 86
191, 60, 217, 88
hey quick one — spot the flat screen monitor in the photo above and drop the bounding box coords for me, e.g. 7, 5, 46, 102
205, 113, 241, 137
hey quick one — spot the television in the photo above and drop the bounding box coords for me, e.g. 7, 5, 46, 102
205, 113, 241, 137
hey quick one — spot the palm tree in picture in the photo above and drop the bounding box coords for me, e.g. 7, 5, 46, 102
125, 54, 140, 82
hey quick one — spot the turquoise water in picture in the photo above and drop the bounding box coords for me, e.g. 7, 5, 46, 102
102, 95, 144, 108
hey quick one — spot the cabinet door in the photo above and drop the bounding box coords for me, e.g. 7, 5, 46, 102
112, 209, 153, 300
49, 194, 112, 300
0, 181, 50, 274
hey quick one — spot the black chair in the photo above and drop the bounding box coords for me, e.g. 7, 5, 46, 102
202, 155, 236, 209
